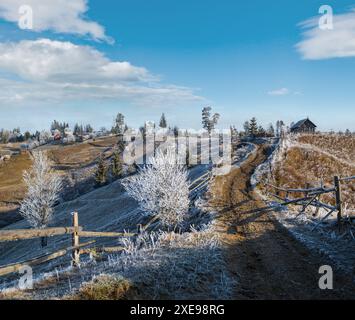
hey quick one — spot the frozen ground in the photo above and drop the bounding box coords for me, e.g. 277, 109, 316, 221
268, 204, 355, 275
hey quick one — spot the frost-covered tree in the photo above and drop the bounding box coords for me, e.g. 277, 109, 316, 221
20, 152, 62, 245
39, 130, 52, 145
122, 148, 190, 227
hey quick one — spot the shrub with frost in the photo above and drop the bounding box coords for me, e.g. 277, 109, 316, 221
107, 223, 234, 299
122, 147, 190, 227
20, 151, 62, 229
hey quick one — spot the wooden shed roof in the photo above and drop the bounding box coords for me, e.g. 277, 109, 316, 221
291, 118, 317, 130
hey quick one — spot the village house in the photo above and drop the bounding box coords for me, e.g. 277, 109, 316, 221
290, 118, 317, 134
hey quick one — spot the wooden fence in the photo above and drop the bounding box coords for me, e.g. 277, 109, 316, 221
0, 170, 214, 278
189, 172, 212, 199
0, 212, 135, 277
266, 175, 355, 231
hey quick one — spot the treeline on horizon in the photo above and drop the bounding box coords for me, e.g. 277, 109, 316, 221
1, 107, 355, 144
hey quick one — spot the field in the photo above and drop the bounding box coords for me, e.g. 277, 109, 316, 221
0, 153, 31, 206
0, 136, 119, 222
48, 136, 118, 168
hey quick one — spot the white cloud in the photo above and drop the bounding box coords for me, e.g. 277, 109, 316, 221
267, 88, 290, 96
296, 9, 355, 60
0, 39, 152, 83
0, 39, 204, 106
0, 0, 111, 42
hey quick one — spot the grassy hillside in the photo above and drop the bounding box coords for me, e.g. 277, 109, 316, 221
270, 134, 355, 210
0, 136, 119, 217
48, 136, 118, 167
0, 153, 31, 206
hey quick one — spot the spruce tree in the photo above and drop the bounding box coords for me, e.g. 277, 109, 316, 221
95, 156, 107, 186
249, 117, 258, 137
159, 113, 167, 128
111, 151, 123, 178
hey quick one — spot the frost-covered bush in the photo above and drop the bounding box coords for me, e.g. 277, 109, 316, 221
107, 223, 234, 300
20, 151, 62, 228
122, 148, 190, 227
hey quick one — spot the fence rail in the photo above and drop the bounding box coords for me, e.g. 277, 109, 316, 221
0, 241, 95, 277
0, 212, 135, 278
0, 165, 215, 279
266, 174, 354, 230
0, 227, 82, 242
189, 172, 211, 198
340, 175, 355, 182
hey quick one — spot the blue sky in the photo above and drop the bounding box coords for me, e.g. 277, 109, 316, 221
0, 0, 354, 131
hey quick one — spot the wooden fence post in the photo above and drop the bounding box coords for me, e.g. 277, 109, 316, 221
334, 176, 343, 226
72, 212, 80, 267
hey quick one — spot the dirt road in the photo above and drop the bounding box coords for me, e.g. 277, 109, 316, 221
211, 144, 355, 300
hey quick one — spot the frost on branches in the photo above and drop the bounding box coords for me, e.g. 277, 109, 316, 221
20, 151, 62, 229
122, 148, 190, 227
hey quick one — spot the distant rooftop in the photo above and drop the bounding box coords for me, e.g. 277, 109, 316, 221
291, 118, 317, 130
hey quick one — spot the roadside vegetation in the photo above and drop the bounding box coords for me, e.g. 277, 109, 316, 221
269, 134, 355, 209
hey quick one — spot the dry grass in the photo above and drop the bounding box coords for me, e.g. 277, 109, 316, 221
49, 144, 105, 166
0, 153, 31, 204
88, 136, 118, 148
48, 136, 118, 166
0, 136, 117, 213
104, 224, 233, 300
67, 274, 135, 300
298, 133, 355, 164
0, 288, 32, 300
270, 134, 355, 210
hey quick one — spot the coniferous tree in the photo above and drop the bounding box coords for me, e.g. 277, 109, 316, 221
24, 131, 31, 141
257, 125, 266, 137
73, 123, 84, 136
243, 121, 250, 136
117, 134, 126, 153
95, 156, 107, 186
249, 117, 258, 138
50, 120, 68, 135
159, 113, 167, 128
267, 124, 275, 137
111, 151, 123, 178
112, 113, 125, 134
202, 107, 220, 134
85, 124, 94, 133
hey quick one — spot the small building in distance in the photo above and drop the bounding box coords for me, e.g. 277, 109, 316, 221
290, 118, 317, 134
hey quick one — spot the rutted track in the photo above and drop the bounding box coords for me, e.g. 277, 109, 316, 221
211, 144, 355, 299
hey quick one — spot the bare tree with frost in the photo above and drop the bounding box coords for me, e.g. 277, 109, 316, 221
122, 147, 190, 227
20, 152, 62, 245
